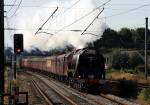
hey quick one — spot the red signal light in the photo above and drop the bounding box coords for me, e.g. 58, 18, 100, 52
14, 34, 23, 54
16, 48, 21, 53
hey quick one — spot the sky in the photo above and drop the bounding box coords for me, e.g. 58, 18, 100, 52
97, 0, 150, 30
4, 0, 150, 50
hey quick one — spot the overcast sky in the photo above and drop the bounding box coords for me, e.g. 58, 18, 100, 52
4, 0, 150, 49
5, 0, 150, 30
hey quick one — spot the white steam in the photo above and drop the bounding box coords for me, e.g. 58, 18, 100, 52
9, 0, 106, 51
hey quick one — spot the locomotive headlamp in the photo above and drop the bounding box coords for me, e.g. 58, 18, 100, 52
78, 75, 81, 78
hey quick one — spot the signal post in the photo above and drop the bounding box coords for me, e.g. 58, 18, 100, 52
8, 34, 28, 104
10, 34, 24, 104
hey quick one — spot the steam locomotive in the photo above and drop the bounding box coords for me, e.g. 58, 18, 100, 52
21, 48, 105, 91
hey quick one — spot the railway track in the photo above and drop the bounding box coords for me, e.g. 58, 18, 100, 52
138, 84, 150, 89
29, 75, 77, 105
47, 76, 140, 105
31, 79, 53, 105
26, 71, 140, 105
28, 72, 96, 105
18, 72, 48, 105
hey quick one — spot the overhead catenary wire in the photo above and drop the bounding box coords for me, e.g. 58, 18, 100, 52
4, 5, 96, 10
35, 7, 59, 35
41, 1, 150, 47
88, 3, 150, 31
36, 0, 81, 35
56, 0, 80, 17
6, 1, 149, 34
5, 12, 16, 48
5, 28, 103, 33
106, 3, 150, 6
54, 0, 111, 35
81, 7, 104, 35
7, 0, 17, 13
5, 12, 14, 39
4, 4, 90, 9
82, 32, 101, 37
5, 2, 150, 8
4, 0, 150, 51
106, 3, 150, 19
39, 0, 111, 47
4, 0, 80, 11
36, 31, 54, 35
8, 0, 23, 18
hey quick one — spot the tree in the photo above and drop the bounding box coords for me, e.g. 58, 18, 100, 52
95, 28, 121, 48
129, 53, 144, 69
119, 28, 134, 48
5, 47, 13, 56
112, 51, 130, 70
134, 28, 145, 49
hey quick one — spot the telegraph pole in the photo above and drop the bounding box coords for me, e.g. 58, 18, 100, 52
0, 0, 4, 104
145, 17, 148, 80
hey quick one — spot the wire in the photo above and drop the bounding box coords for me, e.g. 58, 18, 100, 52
107, 3, 150, 6
106, 3, 150, 19
5, 4, 17, 6
35, 7, 59, 35
5, 13, 16, 48
8, 0, 23, 18
56, 0, 80, 17
81, 8, 104, 35
54, 0, 111, 35
82, 33, 101, 37
5, 13, 13, 39
4, 0, 80, 10
4, 28, 103, 33
36, 0, 81, 35
38, 0, 111, 47
36, 31, 54, 35
7, 0, 17, 13
4, 5, 94, 10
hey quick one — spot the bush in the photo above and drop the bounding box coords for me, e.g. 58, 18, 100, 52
138, 88, 150, 101
129, 53, 144, 69
135, 65, 150, 75
111, 51, 145, 72
112, 51, 131, 70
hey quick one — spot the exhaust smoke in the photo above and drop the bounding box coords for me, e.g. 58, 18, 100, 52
7, 0, 106, 51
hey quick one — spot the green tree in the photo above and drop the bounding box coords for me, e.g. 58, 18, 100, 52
135, 28, 145, 49
112, 51, 122, 70
93, 27, 150, 49
118, 28, 134, 48
112, 51, 130, 70
129, 53, 144, 69
96, 28, 121, 48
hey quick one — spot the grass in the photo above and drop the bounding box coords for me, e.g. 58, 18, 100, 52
106, 70, 150, 84
138, 88, 150, 101
137, 88, 150, 105
106, 70, 150, 105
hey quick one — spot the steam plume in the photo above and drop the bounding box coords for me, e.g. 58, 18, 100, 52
8, 0, 106, 51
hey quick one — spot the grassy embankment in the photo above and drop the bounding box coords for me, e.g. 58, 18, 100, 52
106, 70, 150, 105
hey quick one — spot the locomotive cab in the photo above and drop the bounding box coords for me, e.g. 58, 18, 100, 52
71, 48, 105, 80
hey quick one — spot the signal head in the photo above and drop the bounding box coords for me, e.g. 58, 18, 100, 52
14, 34, 23, 54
